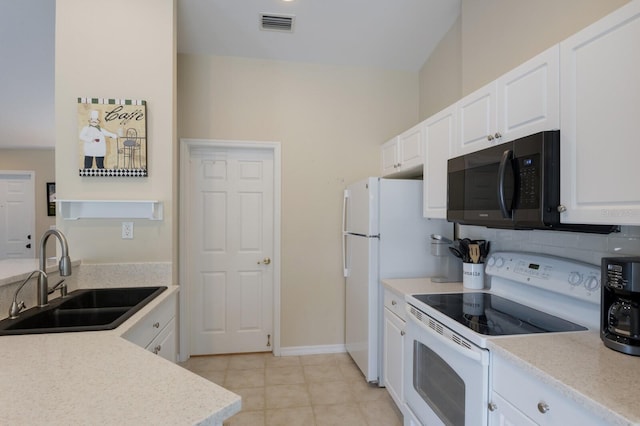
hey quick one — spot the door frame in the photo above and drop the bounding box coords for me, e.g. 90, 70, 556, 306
178, 139, 282, 361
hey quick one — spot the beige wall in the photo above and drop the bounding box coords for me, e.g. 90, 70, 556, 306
54, 0, 176, 265
178, 54, 418, 347
419, 17, 462, 120
0, 149, 56, 256
419, 0, 630, 117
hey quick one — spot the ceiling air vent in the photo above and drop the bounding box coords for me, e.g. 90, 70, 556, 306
260, 13, 295, 32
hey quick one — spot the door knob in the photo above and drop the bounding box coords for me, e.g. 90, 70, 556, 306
258, 257, 271, 265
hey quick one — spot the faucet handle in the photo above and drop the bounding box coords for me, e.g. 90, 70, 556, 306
48, 279, 67, 297
9, 300, 26, 319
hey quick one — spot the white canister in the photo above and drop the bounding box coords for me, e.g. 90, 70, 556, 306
463, 263, 485, 289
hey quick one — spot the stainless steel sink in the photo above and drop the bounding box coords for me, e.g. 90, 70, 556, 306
0, 286, 167, 335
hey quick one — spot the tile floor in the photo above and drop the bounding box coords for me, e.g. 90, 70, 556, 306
179, 352, 403, 426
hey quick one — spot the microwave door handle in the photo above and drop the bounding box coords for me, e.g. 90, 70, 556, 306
498, 149, 514, 218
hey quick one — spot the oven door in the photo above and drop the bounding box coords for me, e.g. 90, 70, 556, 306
404, 305, 489, 426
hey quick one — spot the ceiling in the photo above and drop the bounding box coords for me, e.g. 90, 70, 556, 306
0, 0, 460, 149
177, 0, 461, 71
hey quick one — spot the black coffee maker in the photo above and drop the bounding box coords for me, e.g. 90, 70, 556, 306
601, 256, 640, 356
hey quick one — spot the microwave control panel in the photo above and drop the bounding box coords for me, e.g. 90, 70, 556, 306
517, 155, 540, 208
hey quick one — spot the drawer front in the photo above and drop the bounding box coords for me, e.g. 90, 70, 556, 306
123, 292, 177, 348
493, 354, 601, 426
384, 289, 406, 321
146, 317, 176, 362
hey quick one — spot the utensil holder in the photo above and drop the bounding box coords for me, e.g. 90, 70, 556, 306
463, 263, 485, 289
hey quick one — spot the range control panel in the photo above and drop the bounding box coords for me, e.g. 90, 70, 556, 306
485, 251, 601, 304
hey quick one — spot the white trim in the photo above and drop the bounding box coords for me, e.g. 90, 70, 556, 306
178, 139, 282, 362
279, 344, 347, 357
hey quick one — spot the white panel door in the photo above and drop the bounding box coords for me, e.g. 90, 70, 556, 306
189, 148, 274, 355
0, 171, 35, 259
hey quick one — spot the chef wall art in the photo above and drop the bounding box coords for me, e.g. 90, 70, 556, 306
77, 98, 147, 177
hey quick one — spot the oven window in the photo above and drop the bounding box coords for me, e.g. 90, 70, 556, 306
414, 340, 465, 426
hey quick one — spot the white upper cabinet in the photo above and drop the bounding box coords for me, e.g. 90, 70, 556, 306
497, 45, 560, 142
381, 136, 400, 176
560, 0, 640, 226
381, 123, 424, 177
423, 104, 456, 219
455, 81, 498, 156
454, 45, 560, 157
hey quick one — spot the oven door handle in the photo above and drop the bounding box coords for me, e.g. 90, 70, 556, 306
406, 306, 486, 364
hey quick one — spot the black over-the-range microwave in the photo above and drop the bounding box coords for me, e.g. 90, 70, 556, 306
447, 130, 618, 234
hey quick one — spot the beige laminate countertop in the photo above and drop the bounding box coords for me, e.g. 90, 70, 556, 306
0, 286, 241, 425
382, 277, 640, 426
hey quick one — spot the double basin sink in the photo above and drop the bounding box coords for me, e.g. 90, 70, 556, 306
0, 286, 167, 336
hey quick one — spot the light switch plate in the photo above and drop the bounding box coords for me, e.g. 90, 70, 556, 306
122, 222, 134, 239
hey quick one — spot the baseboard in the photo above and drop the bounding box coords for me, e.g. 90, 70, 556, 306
278, 344, 347, 357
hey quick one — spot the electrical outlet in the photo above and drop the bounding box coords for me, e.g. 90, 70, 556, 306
122, 222, 134, 239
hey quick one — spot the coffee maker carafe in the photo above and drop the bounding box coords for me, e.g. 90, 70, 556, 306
601, 256, 640, 356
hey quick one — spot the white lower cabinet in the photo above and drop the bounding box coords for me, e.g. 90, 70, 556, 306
383, 289, 406, 416
123, 291, 178, 362
490, 352, 602, 426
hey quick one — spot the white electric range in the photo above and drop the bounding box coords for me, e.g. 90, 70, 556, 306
403, 251, 601, 426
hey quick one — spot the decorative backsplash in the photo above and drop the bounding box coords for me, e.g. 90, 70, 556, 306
459, 225, 640, 266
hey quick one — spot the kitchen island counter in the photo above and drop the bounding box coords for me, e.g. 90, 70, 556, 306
383, 277, 640, 426
0, 286, 241, 425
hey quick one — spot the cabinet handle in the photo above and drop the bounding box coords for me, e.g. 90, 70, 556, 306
400, 330, 405, 336
488, 402, 497, 412
494, 132, 502, 139
391, 300, 397, 306
537, 402, 550, 414
487, 134, 494, 141
153, 345, 162, 354
557, 204, 567, 213
153, 322, 160, 328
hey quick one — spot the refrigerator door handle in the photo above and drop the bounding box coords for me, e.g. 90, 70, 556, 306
342, 189, 350, 277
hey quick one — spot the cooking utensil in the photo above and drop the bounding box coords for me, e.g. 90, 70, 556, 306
468, 243, 480, 264
449, 247, 463, 259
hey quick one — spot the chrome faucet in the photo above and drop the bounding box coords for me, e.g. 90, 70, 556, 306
9, 269, 47, 318
38, 229, 72, 307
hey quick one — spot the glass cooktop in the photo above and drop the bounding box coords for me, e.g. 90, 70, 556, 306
412, 292, 587, 336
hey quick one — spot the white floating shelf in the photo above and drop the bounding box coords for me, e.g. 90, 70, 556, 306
57, 200, 163, 221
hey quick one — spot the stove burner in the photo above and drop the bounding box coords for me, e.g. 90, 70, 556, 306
411, 292, 586, 336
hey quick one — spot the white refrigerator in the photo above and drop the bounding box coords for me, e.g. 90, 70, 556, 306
342, 177, 452, 384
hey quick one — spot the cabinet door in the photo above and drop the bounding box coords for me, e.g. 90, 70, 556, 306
383, 308, 405, 409
455, 81, 498, 156
423, 104, 456, 219
560, 1, 640, 225
489, 392, 536, 426
381, 137, 399, 176
398, 123, 424, 171
497, 45, 559, 143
